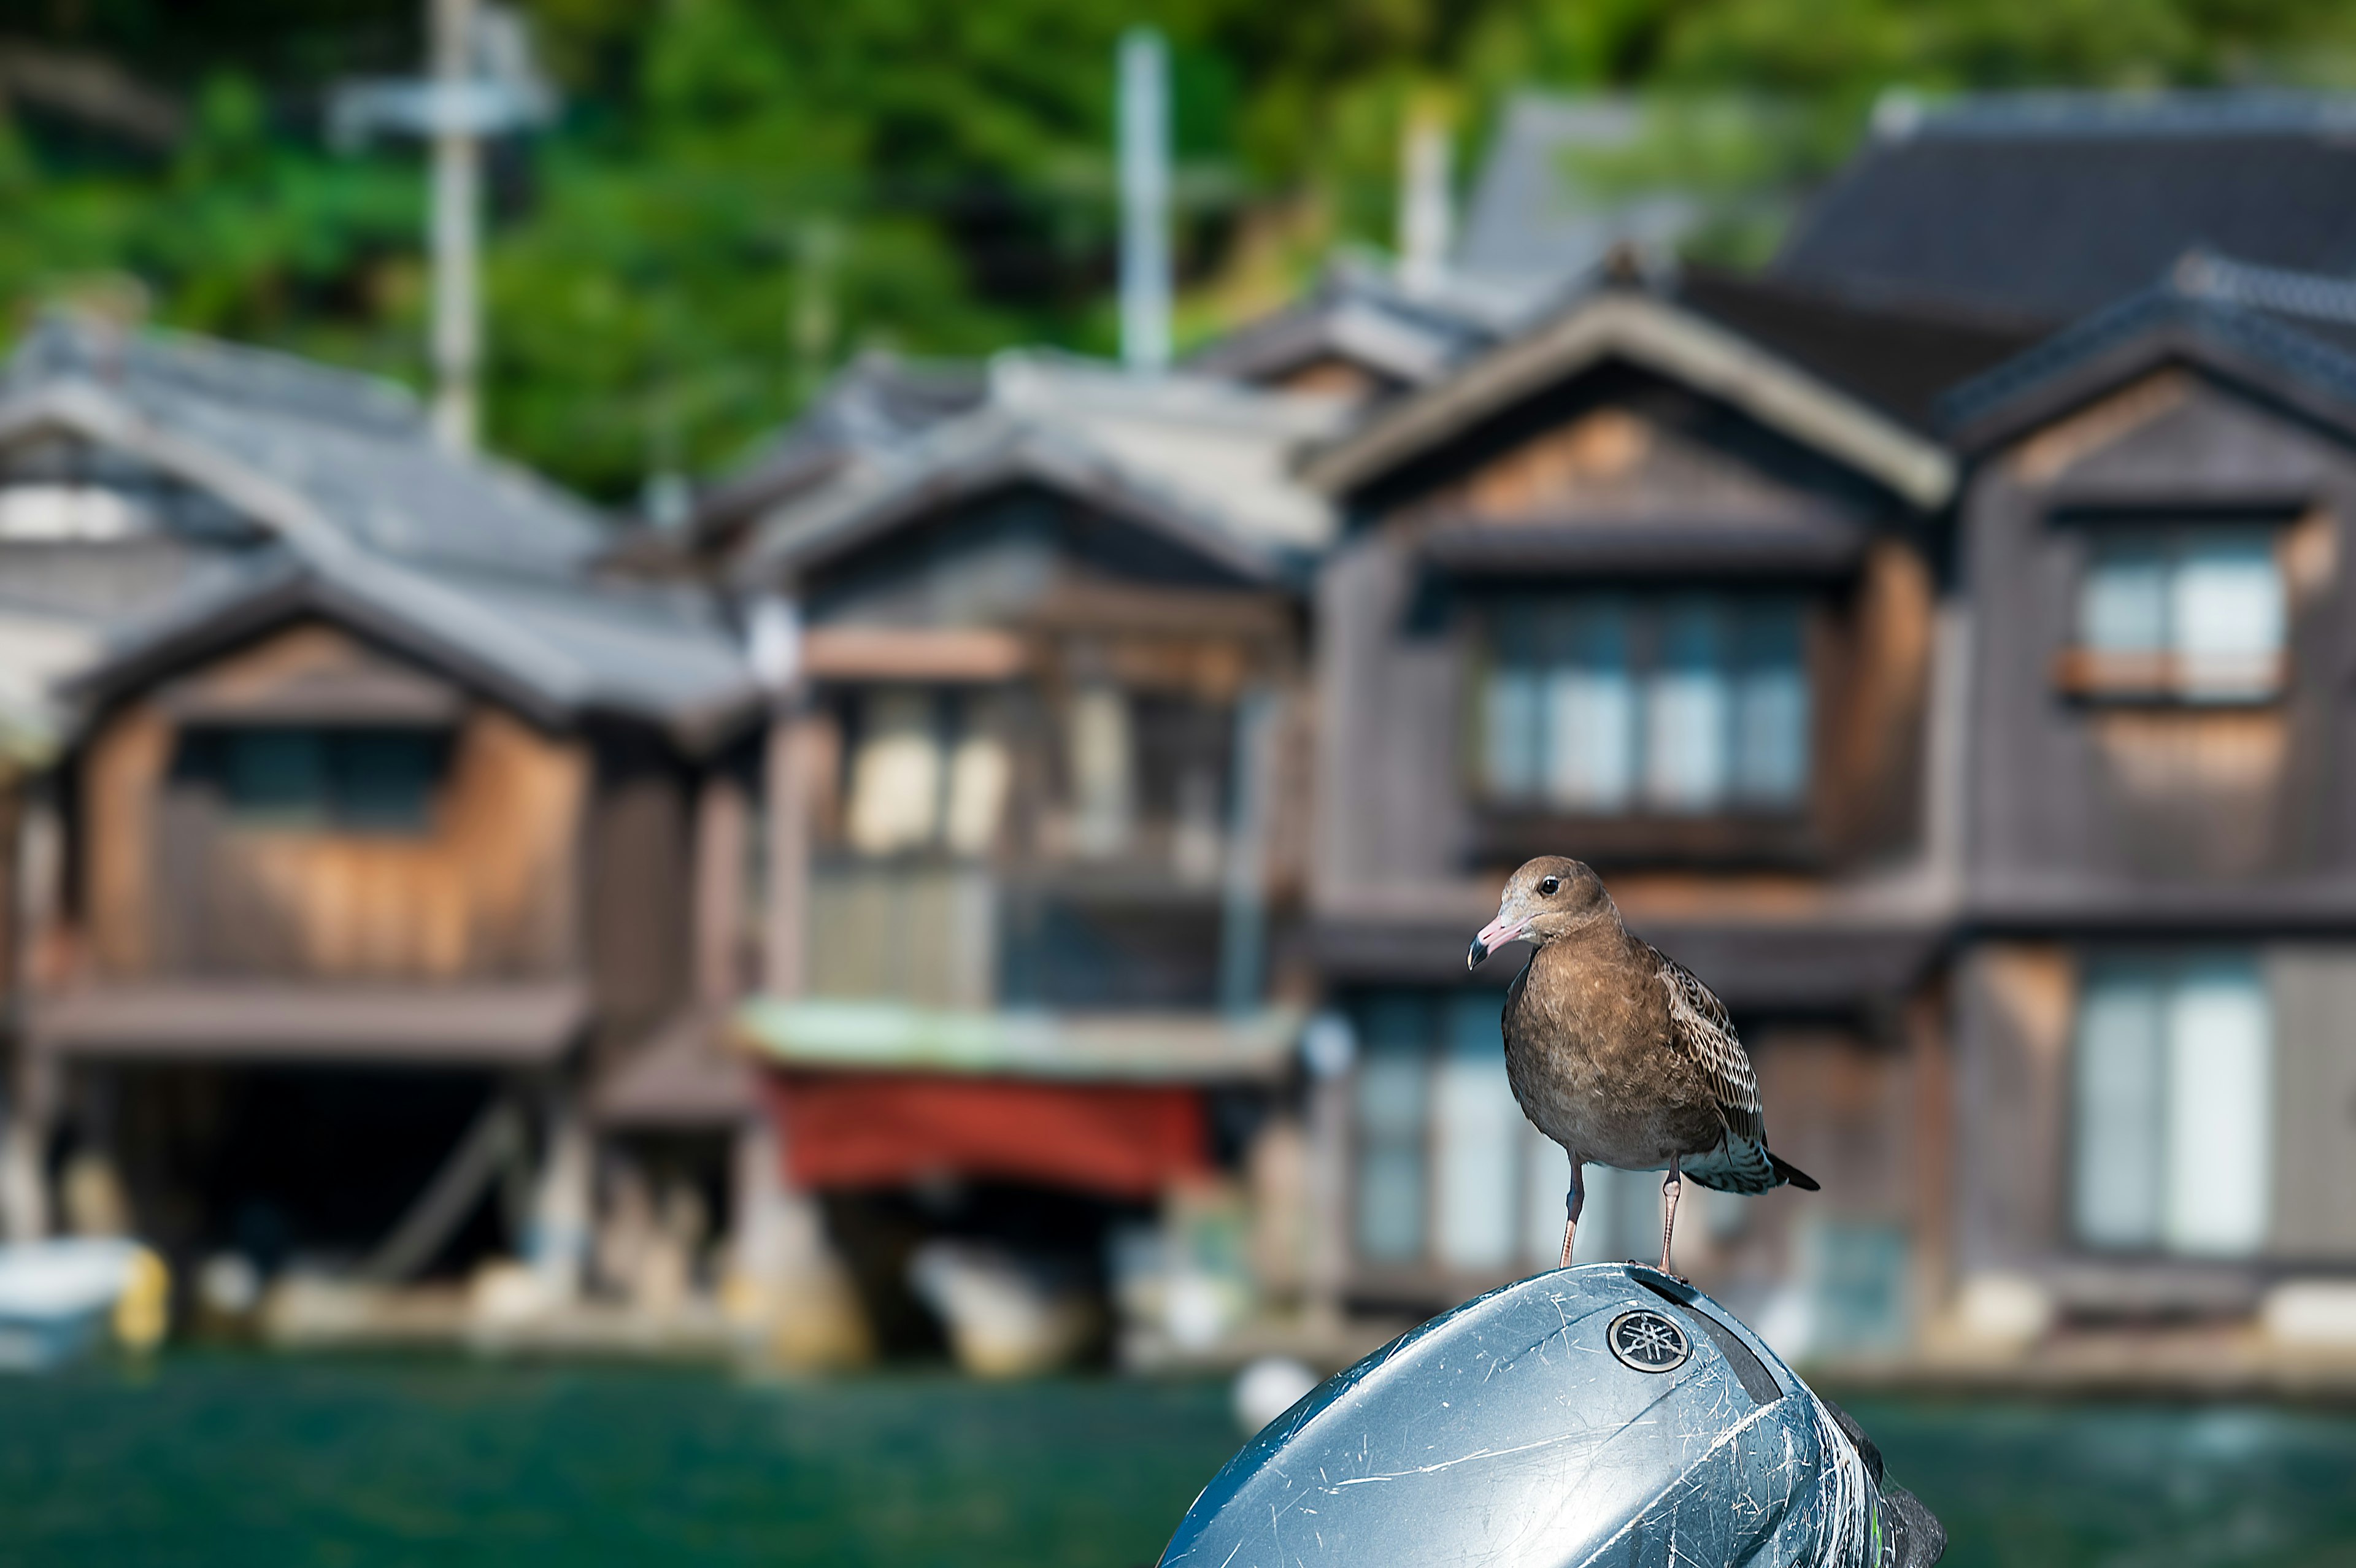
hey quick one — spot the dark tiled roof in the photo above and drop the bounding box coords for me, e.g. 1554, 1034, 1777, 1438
733, 354, 1349, 593
2, 313, 608, 577
1184, 259, 1510, 391
1672, 266, 2044, 431
1456, 93, 1700, 285
4, 313, 758, 745
685, 352, 990, 543
72, 544, 760, 750
1938, 261, 2356, 445
1776, 93, 2356, 322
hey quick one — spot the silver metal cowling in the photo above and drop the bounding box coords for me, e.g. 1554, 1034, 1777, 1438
1160, 1262, 1931, 1568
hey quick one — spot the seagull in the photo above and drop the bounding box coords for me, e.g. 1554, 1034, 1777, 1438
1467, 855, 1818, 1275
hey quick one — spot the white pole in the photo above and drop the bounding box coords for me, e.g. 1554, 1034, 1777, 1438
430, 0, 480, 452
1398, 110, 1453, 298
1118, 28, 1171, 372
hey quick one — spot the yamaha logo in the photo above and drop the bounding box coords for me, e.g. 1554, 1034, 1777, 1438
1606, 1309, 1692, 1374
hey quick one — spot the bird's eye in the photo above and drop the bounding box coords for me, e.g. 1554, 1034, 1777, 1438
1539, 875, 1560, 896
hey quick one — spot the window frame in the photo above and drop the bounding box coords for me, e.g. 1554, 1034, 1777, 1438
2052, 510, 2295, 707
1464, 588, 1825, 866
2066, 951, 2276, 1262
176, 723, 453, 836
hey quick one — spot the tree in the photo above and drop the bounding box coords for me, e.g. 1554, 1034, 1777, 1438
9, 0, 2356, 499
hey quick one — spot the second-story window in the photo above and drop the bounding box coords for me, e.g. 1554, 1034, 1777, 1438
1479, 594, 1809, 815
179, 726, 448, 831
842, 686, 1009, 858
2069, 525, 2285, 701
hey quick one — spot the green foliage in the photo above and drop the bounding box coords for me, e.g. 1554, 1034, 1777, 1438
10, 0, 2356, 499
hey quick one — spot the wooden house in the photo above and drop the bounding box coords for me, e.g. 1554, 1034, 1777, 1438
0, 317, 761, 1295
1938, 273, 2356, 1323
1293, 278, 1968, 1339
718, 353, 1350, 1347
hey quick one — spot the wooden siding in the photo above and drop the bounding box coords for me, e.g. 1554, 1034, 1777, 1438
1311, 532, 1469, 910
82, 623, 585, 982
1312, 373, 1939, 915
585, 754, 691, 1044
1814, 539, 1934, 861
2265, 947, 2356, 1261
1952, 943, 2074, 1273
1966, 373, 2356, 907
1402, 402, 1838, 529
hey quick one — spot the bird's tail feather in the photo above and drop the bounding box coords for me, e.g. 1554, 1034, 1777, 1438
1770, 1153, 1821, 1191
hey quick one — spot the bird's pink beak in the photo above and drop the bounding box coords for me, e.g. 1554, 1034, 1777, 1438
1467, 907, 1527, 970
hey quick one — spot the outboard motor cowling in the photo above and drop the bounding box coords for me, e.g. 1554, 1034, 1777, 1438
1161, 1263, 1943, 1568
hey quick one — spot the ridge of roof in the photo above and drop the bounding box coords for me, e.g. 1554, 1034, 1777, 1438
2171, 250, 2356, 326
67, 544, 760, 752
1938, 263, 2356, 447
1184, 258, 1537, 390
733, 358, 1347, 591
1299, 283, 1955, 509
687, 351, 992, 540
1, 314, 609, 578
5, 310, 423, 437
1870, 88, 2356, 143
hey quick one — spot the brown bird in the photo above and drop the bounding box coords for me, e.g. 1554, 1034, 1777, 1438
1467, 855, 1818, 1275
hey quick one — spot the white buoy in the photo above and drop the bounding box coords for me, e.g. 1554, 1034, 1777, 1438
1231, 1355, 1320, 1434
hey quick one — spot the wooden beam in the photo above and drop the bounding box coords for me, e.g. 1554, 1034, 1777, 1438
694, 774, 748, 1007
801, 627, 1026, 683
763, 709, 811, 997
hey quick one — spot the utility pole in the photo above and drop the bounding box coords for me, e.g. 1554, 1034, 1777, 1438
1398, 106, 1455, 299
332, 1, 552, 453
1118, 28, 1171, 372
429, 0, 481, 451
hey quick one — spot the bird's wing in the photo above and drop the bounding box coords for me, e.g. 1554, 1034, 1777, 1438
1646, 943, 1765, 1144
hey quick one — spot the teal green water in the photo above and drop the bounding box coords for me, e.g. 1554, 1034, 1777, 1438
1, 1357, 2352, 1567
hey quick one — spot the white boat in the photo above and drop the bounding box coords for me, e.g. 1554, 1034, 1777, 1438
0, 1239, 167, 1371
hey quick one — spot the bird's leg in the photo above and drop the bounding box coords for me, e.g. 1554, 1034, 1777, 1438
1658, 1156, 1683, 1277
1558, 1158, 1585, 1269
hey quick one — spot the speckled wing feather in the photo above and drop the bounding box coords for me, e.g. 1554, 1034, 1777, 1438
1644, 941, 1766, 1145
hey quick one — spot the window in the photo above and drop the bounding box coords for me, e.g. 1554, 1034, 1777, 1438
2071, 526, 2285, 701
2073, 956, 2273, 1258
1350, 989, 1671, 1276
179, 726, 448, 831
841, 687, 1008, 857
1480, 594, 1809, 815
1352, 997, 1431, 1265
0, 485, 148, 540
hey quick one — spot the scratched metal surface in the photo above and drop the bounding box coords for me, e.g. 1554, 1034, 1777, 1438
1160, 1263, 1881, 1568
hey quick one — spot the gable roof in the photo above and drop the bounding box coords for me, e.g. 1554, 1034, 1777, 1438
4, 313, 758, 750
68, 544, 761, 752
1298, 285, 1956, 509
1455, 93, 1702, 287
683, 351, 990, 547
1185, 258, 1529, 392
0, 313, 607, 577
1939, 255, 2356, 454
732, 352, 1350, 591
1776, 91, 2356, 323
1672, 265, 2045, 432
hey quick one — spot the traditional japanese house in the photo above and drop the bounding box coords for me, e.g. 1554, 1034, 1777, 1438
1938, 264, 2356, 1326
1295, 276, 1965, 1343
0, 316, 760, 1301
720, 353, 1349, 1351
